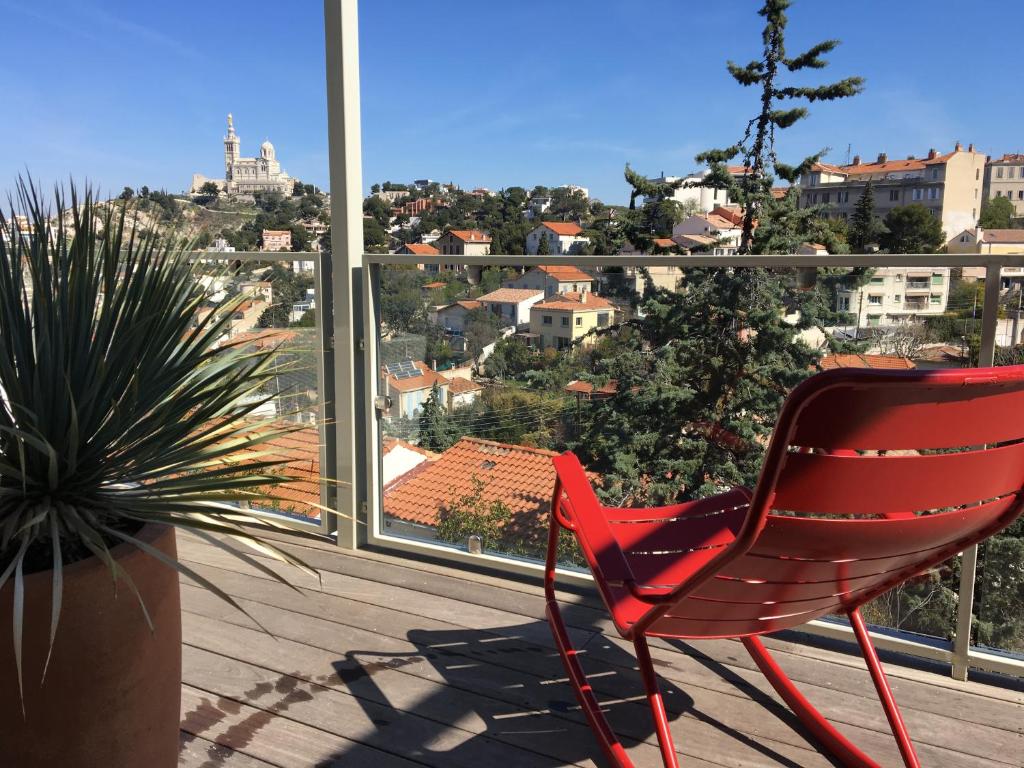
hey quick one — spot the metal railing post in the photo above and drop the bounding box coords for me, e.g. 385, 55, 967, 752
323, 0, 363, 548
951, 261, 1002, 680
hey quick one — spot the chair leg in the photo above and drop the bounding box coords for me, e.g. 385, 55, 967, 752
848, 609, 922, 768
544, 489, 637, 767
634, 635, 681, 768
742, 635, 882, 768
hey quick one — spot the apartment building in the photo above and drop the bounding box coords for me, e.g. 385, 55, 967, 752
836, 268, 951, 328
528, 292, 614, 351
476, 288, 544, 329
983, 154, 1024, 217
672, 213, 742, 254
261, 229, 292, 252
434, 229, 491, 278
646, 168, 740, 213
798, 143, 986, 241
950, 228, 1024, 289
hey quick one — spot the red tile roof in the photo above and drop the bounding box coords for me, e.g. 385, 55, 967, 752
384, 360, 450, 393
400, 242, 440, 255
810, 162, 847, 175
534, 265, 594, 283
243, 426, 321, 519
564, 379, 618, 397
383, 437, 598, 534
477, 288, 544, 303
447, 229, 492, 243
447, 377, 483, 395
383, 437, 438, 459
709, 206, 744, 226
979, 229, 1024, 244
539, 221, 583, 236
533, 292, 614, 311
990, 154, 1024, 165
423, 281, 446, 289
438, 299, 482, 313
652, 238, 677, 249
226, 329, 299, 350
818, 354, 916, 371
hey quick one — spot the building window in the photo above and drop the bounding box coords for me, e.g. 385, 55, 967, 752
870, 276, 885, 284
894, 295, 901, 303
930, 168, 939, 179
928, 188, 939, 200
931, 273, 944, 285
867, 315, 881, 327
930, 294, 941, 304
575, 316, 582, 326
812, 193, 818, 203
561, 316, 569, 326
1019, 191, 1024, 200
838, 296, 850, 311
912, 188, 923, 201
997, 191, 1003, 197
976, 169, 981, 180
889, 190, 900, 201
997, 167, 1005, 178
1011, 168, 1017, 179
597, 312, 609, 327
961, 233, 969, 243
542, 315, 552, 325
868, 294, 883, 305
822, 192, 830, 204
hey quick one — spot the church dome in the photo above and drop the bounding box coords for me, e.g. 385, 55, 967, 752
260, 140, 276, 160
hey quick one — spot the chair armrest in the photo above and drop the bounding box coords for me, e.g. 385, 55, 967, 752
552, 452, 636, 587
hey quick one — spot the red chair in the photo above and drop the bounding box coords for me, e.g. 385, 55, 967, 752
545, 366, 1024, 768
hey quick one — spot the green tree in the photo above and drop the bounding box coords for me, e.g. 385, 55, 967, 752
880, 205, 944, 253
484, 337, 538, 379
694, 0, 863, 252
979, 196, 1015, 229
848, 181, 885, 253
536, 231, 551, 255
199, 181, 220, 197
363, 195, 392, 226
118, 186, 134, 200
418, 385, 460, 451
363, 218, 389, 252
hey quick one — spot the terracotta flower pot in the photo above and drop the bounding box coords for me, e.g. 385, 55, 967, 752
0, 523, 182, 767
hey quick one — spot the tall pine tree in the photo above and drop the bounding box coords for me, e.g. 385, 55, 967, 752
849, 181, 884, 253
418, 385, 459, 451
695, 0, 863, 253
575, 0, 864, 505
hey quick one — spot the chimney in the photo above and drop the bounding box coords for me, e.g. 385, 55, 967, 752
907, 154, 915, 160
955, 141, 963, 151
877, 152, 887, 163
968, 143, 975, 152
852, 154, 861, 165
927, 148, 937, 159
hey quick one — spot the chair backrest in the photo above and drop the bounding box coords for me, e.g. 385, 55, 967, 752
650, 365, 1024, 639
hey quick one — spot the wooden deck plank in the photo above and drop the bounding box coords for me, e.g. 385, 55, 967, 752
176, 533, 1022, 767
178, 568, 1008, 768
179, 732, 279, 767
180, 685, 424, 768
178, 536, 1023, 741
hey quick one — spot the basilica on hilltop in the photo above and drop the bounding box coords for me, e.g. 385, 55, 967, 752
191, 114, 294, 196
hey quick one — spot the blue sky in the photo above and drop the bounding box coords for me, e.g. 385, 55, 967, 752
3, 1, 1022, 204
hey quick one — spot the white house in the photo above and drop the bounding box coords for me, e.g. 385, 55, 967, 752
836, 268, 951, 329
647, 168, 744, 213
673, 213, 742, 254
504, 265, 594, 297
435, 299, 482, 333
445, 376, 483, 410
525, 222, 590, 255
476, 288, 545, 329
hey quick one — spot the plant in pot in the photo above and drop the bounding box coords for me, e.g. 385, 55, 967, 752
0, 180, 316, 767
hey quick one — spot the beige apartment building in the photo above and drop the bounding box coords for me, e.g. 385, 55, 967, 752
528, 292, 614, 351
798, 143, 986, 243
261, 229, 292, 252
836, 267, 950, 328
983, 154, 1024, 217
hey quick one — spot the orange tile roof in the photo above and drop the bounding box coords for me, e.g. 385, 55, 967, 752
539, 221, 583, 236
383, 437, 597, 532
818, 354, 916, 371
726, 165, 752, 175
704, 214, 739, 230
810, 162, 847, 175
845, 158, 926, 175
565, 379, 618, 397
422, 281, 446, 289
652, 238, 677, 249
709, 206, 744, 226
534, 265, 594, 283
400, 242, 440, 255
226, 329, 299, 350
990, 154, 1024, 164
478, 288, 544, 303
447, 377, 483, 395
245, 426, 321, 519
384, 360, 450, 393
673, 233, 717, 246
979, 229, 1024, 244
771, 187, 789, 199
533, 292, 614, 311
447, 229, 491, 243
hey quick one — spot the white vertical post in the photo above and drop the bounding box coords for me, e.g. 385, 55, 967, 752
323, 0, 363, 548
951, 261, 1002, 680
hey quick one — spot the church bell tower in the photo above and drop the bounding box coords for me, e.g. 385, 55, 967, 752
224, 113, 240, 180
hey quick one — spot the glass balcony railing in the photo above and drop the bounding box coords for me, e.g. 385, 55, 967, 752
355, 251, 1024, 682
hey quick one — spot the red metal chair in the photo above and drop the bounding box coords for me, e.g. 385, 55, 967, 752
545, 365, 1024, 768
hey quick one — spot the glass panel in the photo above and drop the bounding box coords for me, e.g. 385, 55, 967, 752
197, 255, 324, 524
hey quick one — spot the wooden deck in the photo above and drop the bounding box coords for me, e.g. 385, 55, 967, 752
176, 530, 1023, 768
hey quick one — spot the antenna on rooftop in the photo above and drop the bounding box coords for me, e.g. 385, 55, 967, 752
845, 144, 851, 165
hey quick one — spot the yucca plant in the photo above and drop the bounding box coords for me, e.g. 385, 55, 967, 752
0, 179, 316, 701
